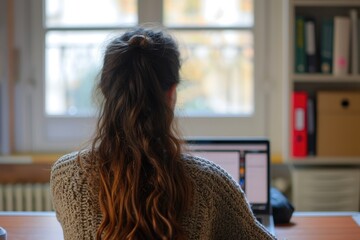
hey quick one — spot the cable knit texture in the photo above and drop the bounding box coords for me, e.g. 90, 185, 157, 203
50, 150, 277, 239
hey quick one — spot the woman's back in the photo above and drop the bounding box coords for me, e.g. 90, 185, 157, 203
51, 151, 275, 239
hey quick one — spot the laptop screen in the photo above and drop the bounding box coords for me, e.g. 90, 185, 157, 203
185, 138, 271, 214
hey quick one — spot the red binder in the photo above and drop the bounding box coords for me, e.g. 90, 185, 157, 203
292, 92, 308, 157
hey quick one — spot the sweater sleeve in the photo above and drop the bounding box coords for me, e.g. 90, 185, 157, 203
50, 152, 100, 240
199, 158, 277, 240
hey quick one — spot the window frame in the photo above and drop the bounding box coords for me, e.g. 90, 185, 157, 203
26, 0, 268, 152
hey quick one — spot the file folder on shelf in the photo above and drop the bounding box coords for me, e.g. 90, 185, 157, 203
292, 92, 308, 157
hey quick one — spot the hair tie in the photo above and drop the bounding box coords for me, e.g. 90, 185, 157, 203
128, 35, 152, 49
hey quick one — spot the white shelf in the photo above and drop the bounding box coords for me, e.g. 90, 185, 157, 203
293, 0, 360, 7
288, 156, 360, 166
288, 1, 360, 167
292, 74, 360, 83
287, 0, 360, 212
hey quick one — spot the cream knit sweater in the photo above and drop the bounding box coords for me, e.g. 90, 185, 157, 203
50, 151, 276, 240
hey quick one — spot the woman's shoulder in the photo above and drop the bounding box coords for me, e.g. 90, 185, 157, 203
182, 154, 220, 170
51, 150, 92, 177
180, 154, 247, 215
181, 154, 236, 186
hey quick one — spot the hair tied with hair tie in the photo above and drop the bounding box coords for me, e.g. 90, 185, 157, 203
128, 34, 152, 49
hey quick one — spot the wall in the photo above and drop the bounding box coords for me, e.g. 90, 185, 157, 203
13, 0, 33, 152
263, 0, 285, 159
0, 0, 10, 154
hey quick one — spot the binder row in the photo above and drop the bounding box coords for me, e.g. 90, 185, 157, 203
291, 91, 360, 158
295, 9, 360, 75
291, 92, 315, 157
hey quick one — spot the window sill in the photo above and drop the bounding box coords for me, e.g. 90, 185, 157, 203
0, 153, 64, 164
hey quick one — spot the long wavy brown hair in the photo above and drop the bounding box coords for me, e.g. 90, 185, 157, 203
89, 27, 192, 239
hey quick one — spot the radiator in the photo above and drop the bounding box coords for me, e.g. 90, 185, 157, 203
0, 183, 53, 211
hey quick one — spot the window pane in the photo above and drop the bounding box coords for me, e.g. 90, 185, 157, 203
164, 0, 253, 27
46, 30, 253, 117
174, 30, 253, 116
45, 0, 137, 27
45, 31, 118, 116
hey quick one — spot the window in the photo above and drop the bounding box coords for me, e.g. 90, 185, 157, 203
164, 0, 254, 116
44, 0, 137, 116
27, 0, 267, 151
44, 0, 254, 116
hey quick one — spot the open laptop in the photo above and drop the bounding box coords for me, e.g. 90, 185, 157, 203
185, 137, 275, 235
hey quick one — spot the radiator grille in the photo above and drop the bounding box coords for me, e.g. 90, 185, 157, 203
0, 183, 53, 211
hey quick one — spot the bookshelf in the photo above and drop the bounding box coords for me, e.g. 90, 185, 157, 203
285, 0, 360, 211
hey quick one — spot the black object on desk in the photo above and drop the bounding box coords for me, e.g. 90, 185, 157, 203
0, 227, 6, 240
271, 187, 295, 224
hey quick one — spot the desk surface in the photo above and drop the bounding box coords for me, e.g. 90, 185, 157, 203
0, 212, 62, 240
276, 212, 360, 240
0, 212, 359, 240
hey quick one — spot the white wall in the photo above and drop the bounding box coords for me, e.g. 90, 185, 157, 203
13, 0, 34, 152
0, 0, 11, 154
266, 0, 285, 158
